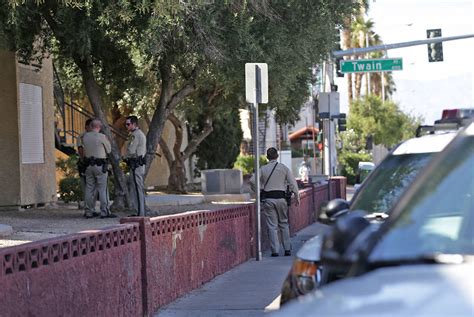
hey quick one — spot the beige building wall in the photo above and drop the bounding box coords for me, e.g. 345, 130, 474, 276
0, 50, 56, 207
0, 51, 22, 205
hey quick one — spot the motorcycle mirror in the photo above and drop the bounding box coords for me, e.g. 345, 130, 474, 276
320, 210, 370, 265
320, 198, 350, 221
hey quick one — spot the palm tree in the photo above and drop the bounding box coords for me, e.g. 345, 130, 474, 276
341, 0, 368, 104
350, 16, 375, 99
366, 34, 397, 100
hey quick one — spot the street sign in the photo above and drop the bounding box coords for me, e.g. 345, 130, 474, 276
245, 63, 268, 104
340, 58, 403, 74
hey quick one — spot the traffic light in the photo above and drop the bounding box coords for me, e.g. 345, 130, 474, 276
337, 113, 347, 132
317, 131, 323, 151
335, 57, 344, 77
427, 29, 443, 62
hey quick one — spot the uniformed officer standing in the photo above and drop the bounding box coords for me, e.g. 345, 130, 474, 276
250, 147, 300, 257
82, 119, 115, 219
124, 115, 147, 216
77, 118, 92, 211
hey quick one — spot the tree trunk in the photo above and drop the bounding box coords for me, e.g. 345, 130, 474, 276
161, 112, 214, 193
77, 58, 130, 211
341, 27, 353, 104
347, 72, 353, 103
354, 72, 363, 99
144, 57, 196, 179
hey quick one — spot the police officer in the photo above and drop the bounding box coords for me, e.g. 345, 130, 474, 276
250, 147, 300, 257
82, 119, 115, 219
77, 118, 92, 211
124, 115, 147, 216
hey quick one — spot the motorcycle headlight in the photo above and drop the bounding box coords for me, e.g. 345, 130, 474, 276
292, 259, 321, 295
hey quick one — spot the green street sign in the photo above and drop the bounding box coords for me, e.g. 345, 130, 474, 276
340, 58, 403, 74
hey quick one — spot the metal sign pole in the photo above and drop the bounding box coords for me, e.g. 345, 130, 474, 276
245, 62, 267, 262
253, 103, 262, 261
254, 65, 262, 261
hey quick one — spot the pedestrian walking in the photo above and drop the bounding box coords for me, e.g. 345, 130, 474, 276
250, 147, 300, 257
82, 119, 116, 219
298, 154, 311, 182
124, 115, 147, 216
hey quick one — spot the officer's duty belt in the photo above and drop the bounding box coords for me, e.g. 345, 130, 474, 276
261, 190, 286, 199
84, 157, 108, 167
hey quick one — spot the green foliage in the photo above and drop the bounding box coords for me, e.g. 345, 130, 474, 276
194, 107, 243, 173
233, 154, 268, 176
58, 177, 83, 203
339, 151, 372, 185
348, 95, 421, 148
56, 155, 79, 178
2, 0, 358, 190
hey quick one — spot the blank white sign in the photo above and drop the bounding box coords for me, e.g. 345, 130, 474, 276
19, 83, 44, 164
245, 63, 268, 104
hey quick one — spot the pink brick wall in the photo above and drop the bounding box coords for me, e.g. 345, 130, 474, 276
0, 224, 143, 317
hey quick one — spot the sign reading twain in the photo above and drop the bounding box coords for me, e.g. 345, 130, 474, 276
340, 58, 403, 74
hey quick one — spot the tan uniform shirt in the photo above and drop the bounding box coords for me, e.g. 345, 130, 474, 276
125, 128, 146, 158
82, 131, 111, 159
250, 160, 300, 202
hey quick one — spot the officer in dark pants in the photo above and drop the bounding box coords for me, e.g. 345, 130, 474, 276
82, 119, 116, 219
124, 116, 147, 216
250, 148, 300, 257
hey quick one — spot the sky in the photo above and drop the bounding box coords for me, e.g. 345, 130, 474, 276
336, 0, 474, 124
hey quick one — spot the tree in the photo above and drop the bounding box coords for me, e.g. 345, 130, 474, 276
139, 0, 357, 191
0, 1, 142, 210
348, 95, 421, 148
1, 1, 357, 196
194, 106, 243, 172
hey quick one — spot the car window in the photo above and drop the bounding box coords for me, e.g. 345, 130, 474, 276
369, 137, 474, 261
351, 153, 433, 214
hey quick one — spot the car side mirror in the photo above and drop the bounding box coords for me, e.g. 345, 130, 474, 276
319, 198, 350, 223
320, 210, 370, 266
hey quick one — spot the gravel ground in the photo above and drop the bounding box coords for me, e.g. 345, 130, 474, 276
0, 201, 249, 248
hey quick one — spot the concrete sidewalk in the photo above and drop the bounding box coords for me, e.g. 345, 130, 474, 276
154, 222, 328, 317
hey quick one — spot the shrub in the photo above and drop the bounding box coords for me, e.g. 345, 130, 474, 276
58, 177, 83, 203
338, 151, 372, 185
233, 154, 268, 176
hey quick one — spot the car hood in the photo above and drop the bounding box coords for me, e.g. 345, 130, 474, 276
276, 263, 474, 316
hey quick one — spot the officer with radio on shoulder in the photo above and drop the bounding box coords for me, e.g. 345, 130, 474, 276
82, 118, 116, 219
250, 147, 300, 257
123, 115, 147, 217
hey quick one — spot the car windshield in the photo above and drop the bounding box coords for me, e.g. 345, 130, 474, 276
351, 153, 433, 214
359, 169, 372, 183
368, 134, 474, 262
